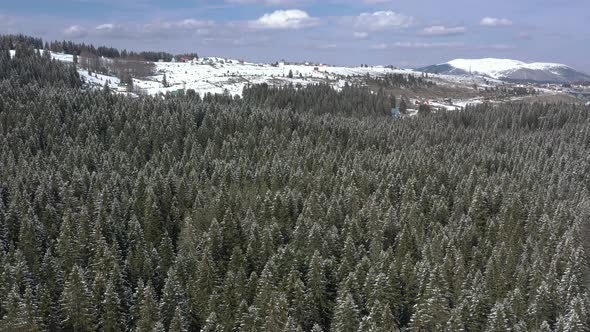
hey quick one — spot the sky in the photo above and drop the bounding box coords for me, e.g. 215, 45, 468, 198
1, 0, 589, 71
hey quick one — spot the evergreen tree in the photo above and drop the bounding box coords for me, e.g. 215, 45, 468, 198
59, 265, 95, 332
169, 306, 188, 332
399, 98, 407, 113
99, 280, 122, 332
162, 74, 168, 88
135, 283, 160, 332
0, 284, 22, 332
18, 286, 42, 332
332, 292, 359, 332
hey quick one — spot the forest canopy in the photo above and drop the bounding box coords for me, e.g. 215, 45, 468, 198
0, 35, 589, 332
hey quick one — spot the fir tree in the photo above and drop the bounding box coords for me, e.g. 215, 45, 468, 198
59, 265, 95, 332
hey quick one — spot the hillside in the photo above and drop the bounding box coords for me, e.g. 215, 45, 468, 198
8, 47, 586, 109
46, 50, 415, 97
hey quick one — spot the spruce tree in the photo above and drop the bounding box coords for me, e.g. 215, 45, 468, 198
60, 265, 95, 332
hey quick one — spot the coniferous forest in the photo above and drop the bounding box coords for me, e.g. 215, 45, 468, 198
0, 40, 589, 332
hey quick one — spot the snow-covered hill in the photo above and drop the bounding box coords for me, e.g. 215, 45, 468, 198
135, 57, 412, 97
11, 49, 420, 96
418, 58, 590, 83
44, 50, 415, 97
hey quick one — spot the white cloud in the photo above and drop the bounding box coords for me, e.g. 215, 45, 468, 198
304, 43, 338, 50
480, 17, 513, 27
370, 43, 389, 50
480, 44, 516, 50
94, 23, 130, 37
251, 9, 319, 29
63, 25, 88, 38
355, 11, 414, 31
143, 19, 215, 33
175, 19, 214, 29
419, 25, 466, 36
96, 23, 115, 31
353, 32, 369, 39
372, 41, 464, 49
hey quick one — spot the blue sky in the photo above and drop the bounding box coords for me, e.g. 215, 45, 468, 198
1, 0, 589, 71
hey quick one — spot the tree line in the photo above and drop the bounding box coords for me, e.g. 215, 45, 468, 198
1, 34, 197, 63
365, 73, 435, 89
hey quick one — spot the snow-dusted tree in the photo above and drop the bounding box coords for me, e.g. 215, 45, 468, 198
135, 283, 160, 332
99, 280, 123, 332
331, 292, 359, 332
60, 265, 95, 331
169, 306, 188, 332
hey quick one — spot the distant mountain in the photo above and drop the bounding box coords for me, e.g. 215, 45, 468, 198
418, 58, 590, 84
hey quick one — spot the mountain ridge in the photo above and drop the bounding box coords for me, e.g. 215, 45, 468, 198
418, 58, 590, 84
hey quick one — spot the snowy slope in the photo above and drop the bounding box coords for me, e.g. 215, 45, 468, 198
8, 49, 413, 96
9, 49, 492, 96
122, 57, 415, 97
419, 58, 590, 83
446, 58, 565, 78
9, 49, 74, 63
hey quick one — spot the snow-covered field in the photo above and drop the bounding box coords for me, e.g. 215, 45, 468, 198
133, 58, 416, 97
11, 50, 416, 97
40, 51, 422, 97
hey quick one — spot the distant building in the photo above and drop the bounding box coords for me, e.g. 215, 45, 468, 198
314, 67, 319, 72
391, 107, 401, 118
117, 83, 130, 93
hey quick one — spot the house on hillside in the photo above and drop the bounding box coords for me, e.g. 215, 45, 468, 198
391, 107, 401, 118
117, 83, 130, 93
